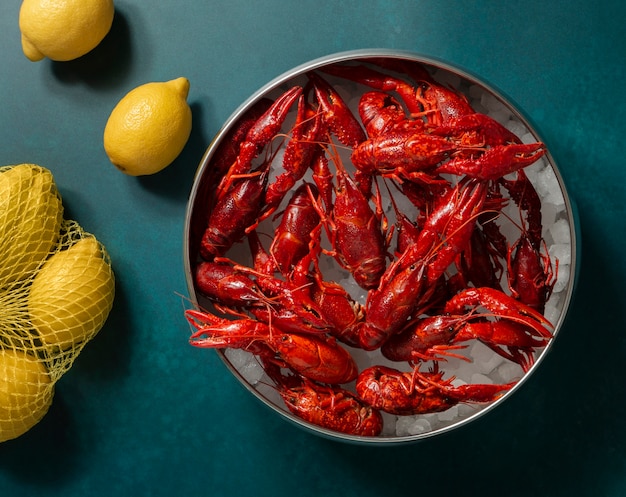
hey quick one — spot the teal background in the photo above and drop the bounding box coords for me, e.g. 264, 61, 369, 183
1, 1, 624, 496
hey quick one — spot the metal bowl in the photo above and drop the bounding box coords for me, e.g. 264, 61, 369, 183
183, 49, 580, 444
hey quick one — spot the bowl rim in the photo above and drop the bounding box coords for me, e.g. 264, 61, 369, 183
183, 49, 581, 445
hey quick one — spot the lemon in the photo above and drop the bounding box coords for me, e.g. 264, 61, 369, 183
103, 78, 192, 176
19, 0, 115, 62
0, 164, 64, 287
28, 236, 115, 350
0, 349, 52, 443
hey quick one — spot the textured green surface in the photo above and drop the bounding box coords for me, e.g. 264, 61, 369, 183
0, 1, 624, 496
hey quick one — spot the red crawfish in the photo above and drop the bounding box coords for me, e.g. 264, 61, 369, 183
500, 169, 542, 248
208, 98, 274, 192
364, 58, 476, 125
405, 178, 488, 285
322, 61, 476, 126
265, 364, 383, 437
501, 169, 557, 313
351, 129, 463, 182
457, 219, 506, 292
191, 98, 274, 253
318, 150, 389, 291
186, 309, 358, 385
216, 86, 303, 202
381, 311, 552, 371
200, 164, 270, 260
356, 365, 515, 416
268, 182, 321, 276
352, 130, 545, 183
507, 235, 557, 314
310, 146, 334, 211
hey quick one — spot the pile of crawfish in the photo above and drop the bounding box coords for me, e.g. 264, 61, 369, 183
185, 59, 558, 437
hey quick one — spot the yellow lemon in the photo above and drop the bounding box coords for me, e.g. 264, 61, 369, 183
0, 349, 52, 443
19, 0, 115, 62
28, 236, 115, 350
0, 164, 64, 287
103, 78, 192, 176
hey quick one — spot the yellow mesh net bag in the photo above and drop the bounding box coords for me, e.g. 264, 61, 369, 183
0, 164, 115, 442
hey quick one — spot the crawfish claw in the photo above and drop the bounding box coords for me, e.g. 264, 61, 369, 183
437, 142, 546, 180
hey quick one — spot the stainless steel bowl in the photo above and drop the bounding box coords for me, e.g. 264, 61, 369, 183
183, 49, 580, 444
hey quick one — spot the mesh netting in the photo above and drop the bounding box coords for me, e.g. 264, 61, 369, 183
0, 164, 115, 442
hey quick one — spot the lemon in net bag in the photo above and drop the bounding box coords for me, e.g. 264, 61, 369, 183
0, 164, 115, 442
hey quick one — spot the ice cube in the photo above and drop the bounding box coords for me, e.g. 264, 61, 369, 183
549, 218, 571, 245
470, 342, 505, 375
437, 405, 459, 422
471, 373, 494, 385
552, 263, 571, 293
504, 119, 527, 138
549, 243, 571, 266
496, 361, 524, 383
226, 349, 265, 385
396, 415, 432, 436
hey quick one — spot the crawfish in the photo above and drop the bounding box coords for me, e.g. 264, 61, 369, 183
269, 182, 321, 276
381, 310, 551, 371
351, 129, 463, 182
216, 86, 303, 202
356, 365, 514, 416
323, 61, 476, 126
319, 150, 389, 290
310, 146, 334, 211
500, 169, 557, 313
209, 98, 274, 189
507, 235, 557, 314
200, 164, 270, 260
265, 364, 383, 437
309, 72, 372, 196
186, 309, 358, 384
190, 99, 275, 256
414, 80, 475, 126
